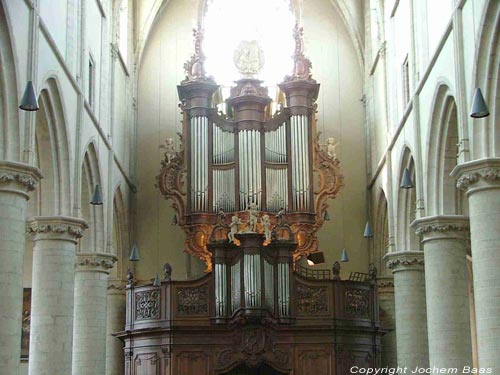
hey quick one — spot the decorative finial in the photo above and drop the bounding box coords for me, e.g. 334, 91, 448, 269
285, 23, 313, 82
163, 263, 172, 281
183, 24, 211, 82
332, 261, 341, 280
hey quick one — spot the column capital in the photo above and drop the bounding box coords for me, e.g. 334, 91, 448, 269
411, 215, 469, 242
75, 252, 117, 273
376, 276, 395, 292
27, 216, 88, 243
451, 158, 500, 195
0, 161, 42, 198
384, 251, 424, 272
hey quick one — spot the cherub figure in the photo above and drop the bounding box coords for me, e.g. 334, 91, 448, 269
261, 214, 272, 242
246, 203, 259, 232
228, 215, 242, 243
163, 138, 176, 164
325, 137, 338, 159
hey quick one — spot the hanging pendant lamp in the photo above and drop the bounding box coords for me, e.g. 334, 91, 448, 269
323, 210, 330, 221
400, 168, 414, 189
470, 88, 489, 118
19, 81, 39, 111
340, 248, 349, 262
90, 184, 103, 205
363, 221, 374, 238
129, 243, 140, 261
152, 273, 162, 287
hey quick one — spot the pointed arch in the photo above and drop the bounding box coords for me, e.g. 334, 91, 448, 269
79, 141, 105, 253
426, 83, 465, 216
396, 147, 420, 252
472, 0, 500, 158
112, 185, 129, 279
33, 77, 72, 216
374, 188, 389, 275
0, 1, 21, 161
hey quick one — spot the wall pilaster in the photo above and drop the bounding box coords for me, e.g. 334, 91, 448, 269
72, 252, 117, 375
384, 251, 428, 369
452, 158, 500, 373
412, 215, 472, 372
0, 161, 41, 375
27, 216, 87, 375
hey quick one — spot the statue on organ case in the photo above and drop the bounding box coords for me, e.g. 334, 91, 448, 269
246, 203, 259, 232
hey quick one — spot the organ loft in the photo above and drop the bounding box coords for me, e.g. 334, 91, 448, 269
119, 24, 382, 375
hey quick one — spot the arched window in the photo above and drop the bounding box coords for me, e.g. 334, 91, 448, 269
204, 0, 295, 103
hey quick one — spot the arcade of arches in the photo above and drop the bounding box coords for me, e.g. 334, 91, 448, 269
0, 0, 499, 374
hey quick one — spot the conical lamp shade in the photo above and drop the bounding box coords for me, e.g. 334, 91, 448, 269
323, 210, 330, 221
363, 221, 374, 238
400, 168, 414, 189
129, 243, 140, 261
90, 184, 103, 205
152, 273, 161, 287
470, 88, 489, 118
340, 248, 349, 262
19, 81, 39, 111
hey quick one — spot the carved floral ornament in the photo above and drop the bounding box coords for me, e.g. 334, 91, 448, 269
414, 222, 470, 236
26, 219, 88, 239
75, 253, 117, 271
0, 161, 42, 193
456, 167, 500, 191
386, 254, 424, 270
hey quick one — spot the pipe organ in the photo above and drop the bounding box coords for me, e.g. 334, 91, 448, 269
134, 24, 380, 375
157, 24, 343, 269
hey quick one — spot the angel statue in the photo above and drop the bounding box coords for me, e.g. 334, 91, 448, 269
228, 215, 242, 243
261, 214, 272, 242
325, 137, 338, 159
161, 138, 176, 164
246, 203, 259, 232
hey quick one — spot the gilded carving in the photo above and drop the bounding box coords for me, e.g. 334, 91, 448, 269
284, 23, 314, 82
177, 286, 209, 315
297, 284, 328, 315
135, 290, 160, 321
344, 289, 370, 317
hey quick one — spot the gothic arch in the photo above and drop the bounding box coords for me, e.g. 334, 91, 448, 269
472, 0, 500, 158
396, 147, 420, 252
426, 84, 466, 216
112, 185, 128, 279
33, 77, 72, 216
374, 188, 389, 275
79, 141, 105, 253
0, 1, 20, 161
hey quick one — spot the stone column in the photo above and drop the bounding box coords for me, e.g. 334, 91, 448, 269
27, 216, 87, 375
377, 276, 397, 368
0, 161, 41, 374
412, 215, 472, 372
72, 252, 117, 375
105, 280, 126, 375
384, 251, 428, 369
452, 158, 500, 373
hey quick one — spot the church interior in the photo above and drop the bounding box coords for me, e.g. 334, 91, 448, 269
0, 0, 499, 374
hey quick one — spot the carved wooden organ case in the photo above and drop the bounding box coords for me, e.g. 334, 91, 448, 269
157, 25, 344, 270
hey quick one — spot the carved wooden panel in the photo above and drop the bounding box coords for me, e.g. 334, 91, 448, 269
344, 288, 370, 318
176, 285, 209, 316
133, 352, 159, 375
135, 290, 160, 321
176, 351, 210, 375
296, 284, 329, 315
337, 348, 373, 374
297, 349, 333, 375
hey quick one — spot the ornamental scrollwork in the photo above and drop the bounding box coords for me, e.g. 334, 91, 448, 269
297, 284, 328, 315
135, 290, 160, 321
177, 286, 208, 315
344, 288, 370, 318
